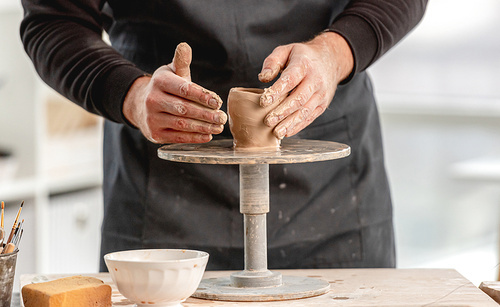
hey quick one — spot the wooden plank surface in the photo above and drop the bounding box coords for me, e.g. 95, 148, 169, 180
480, 281, 500, 304
20, 269, 498, 306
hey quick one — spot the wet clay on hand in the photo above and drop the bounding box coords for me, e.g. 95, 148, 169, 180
228, 87, 280, 150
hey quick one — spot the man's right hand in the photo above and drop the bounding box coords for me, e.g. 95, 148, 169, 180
123, 42, 227, 144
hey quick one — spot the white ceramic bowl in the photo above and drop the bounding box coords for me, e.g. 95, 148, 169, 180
104, 249, 209, 307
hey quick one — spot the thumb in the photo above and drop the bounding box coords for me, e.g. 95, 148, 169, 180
258, 45, 292, 83
172, 42, 192, 80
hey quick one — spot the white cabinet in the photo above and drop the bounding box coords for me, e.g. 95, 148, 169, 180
47, 188, 103, 274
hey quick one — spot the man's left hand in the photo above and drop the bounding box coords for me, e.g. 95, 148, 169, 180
258, 32, 354, 139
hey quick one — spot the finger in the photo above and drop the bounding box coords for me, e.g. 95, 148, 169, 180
273, 94, 325, 139
285, 106, 324, 138
264, 81, 315, 127
172, 42, 192, 80
260, 57, 308, 107
148, 112, 224, 140
159, 94, 227, 125
258, 45, 292, 83
152, 73, 223, 109
154, 130, 213, 144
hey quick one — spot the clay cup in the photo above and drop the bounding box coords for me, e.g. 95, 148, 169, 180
228, 87, 280, 150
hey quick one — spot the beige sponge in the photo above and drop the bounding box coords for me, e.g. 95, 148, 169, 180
22, 275, 112, 307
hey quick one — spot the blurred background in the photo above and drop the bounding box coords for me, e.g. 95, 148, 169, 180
0, 0, 498, 291
369, 0, 500, 285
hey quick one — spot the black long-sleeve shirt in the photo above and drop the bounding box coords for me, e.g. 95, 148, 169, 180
20, 0, 426, 124
20, 1, 427, 270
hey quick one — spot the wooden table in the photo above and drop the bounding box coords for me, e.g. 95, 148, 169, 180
19, 269, 498, 306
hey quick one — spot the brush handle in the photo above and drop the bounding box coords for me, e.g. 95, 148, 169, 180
6, 226, 15, 244
0, 227, 4, 246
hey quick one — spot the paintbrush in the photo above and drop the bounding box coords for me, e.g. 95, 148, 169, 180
0, 201, 5, 246
6, 201, 23, 244
11, 219, 23, 245
1, 201, 4, 228
13, 228, 23, 247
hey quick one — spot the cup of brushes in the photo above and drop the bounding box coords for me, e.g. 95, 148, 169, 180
0, 201, 25, 307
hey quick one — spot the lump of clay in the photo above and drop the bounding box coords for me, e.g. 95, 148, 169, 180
228, 87, 280, 150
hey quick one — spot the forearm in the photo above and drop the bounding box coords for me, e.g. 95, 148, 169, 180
329, 0, 428, 79
20, 0, 146, 124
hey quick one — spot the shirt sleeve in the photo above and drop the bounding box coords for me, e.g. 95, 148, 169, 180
328, 0, 428, 82
20, 0, 146, 124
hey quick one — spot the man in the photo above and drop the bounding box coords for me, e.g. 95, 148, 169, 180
20, 1, 427, 270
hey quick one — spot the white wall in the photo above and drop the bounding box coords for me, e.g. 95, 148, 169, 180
0, 6, 38, 178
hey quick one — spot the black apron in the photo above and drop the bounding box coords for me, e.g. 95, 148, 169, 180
100, 0, 395, 271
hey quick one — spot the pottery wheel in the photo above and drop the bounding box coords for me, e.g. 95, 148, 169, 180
158, 138, 350, 301
158, 138, 350, 164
